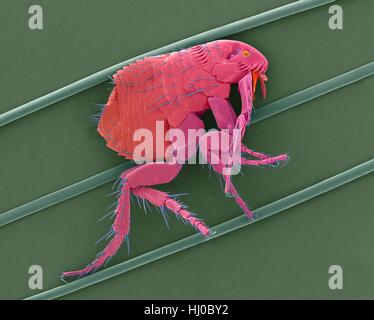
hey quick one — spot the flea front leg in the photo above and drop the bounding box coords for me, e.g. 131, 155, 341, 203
209, 96, 237, 131
209, 96, 285, 162
236, 73, 254, 138
208, 96, 246, 196
236, 74, 288, 163
206, 91, 288, 218
241, 144, 271, 160
207, 96, 255, 217
199, 128, 254, 218
241, 154, 288, 166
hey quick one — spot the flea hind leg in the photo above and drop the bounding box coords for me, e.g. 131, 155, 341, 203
126, 113, 210, 235
62, 162, 193, 279
62, 169, 132, 278
62, 114, 209, 279
130, 177, 211, 236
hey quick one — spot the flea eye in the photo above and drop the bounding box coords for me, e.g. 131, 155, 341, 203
242, 50, 250, 57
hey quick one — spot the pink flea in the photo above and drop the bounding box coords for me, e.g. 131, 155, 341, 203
62, 40, 288, 279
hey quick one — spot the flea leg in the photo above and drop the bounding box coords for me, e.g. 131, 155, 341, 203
236, 73, 254, 137
62, 114, 207, 279
133, 187, 210, 236
200, 77, 288, 219
208, 94, 288, 161
61, 172, 131, 278
207, 96, 253, 217
224, 177, 253, 218
209, 96, 236, 131
241, 144, 270, 159
241, 154, 289, 166
241, 144, 288, 162
199, 129, 254, 218
124, 113, 209, 236
242, 144, 270, 159
209, 96, 276, 159
62, 163, 185, 279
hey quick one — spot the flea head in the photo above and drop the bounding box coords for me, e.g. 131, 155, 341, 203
212, 40, 268, 98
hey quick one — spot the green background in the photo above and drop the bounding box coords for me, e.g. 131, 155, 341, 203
0, 0, 373, 299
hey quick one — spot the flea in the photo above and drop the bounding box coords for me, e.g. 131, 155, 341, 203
62, 40, 288, 278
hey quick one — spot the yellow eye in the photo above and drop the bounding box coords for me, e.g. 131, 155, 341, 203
242, 50, 250, 57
